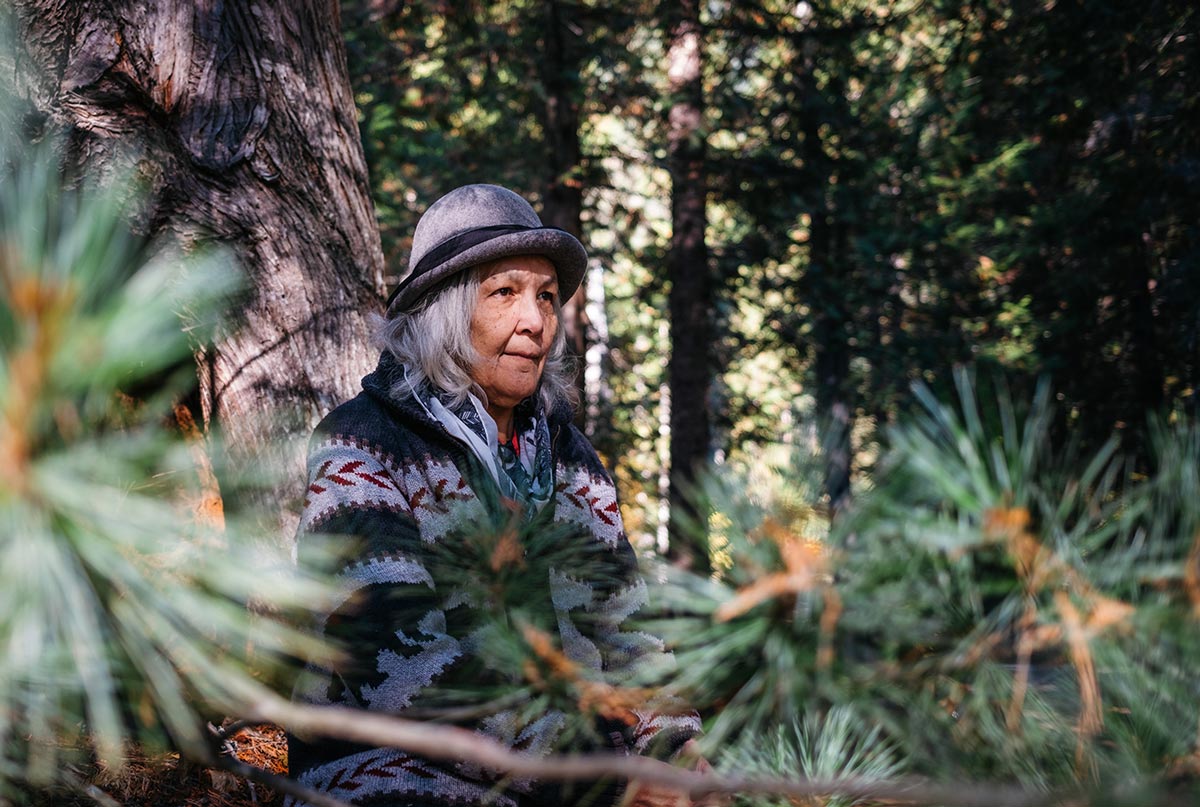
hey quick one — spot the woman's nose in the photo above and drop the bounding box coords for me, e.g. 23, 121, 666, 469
515, 292, 544, 335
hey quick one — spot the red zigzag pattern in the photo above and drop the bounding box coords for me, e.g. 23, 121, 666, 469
557, 481, 620, 527
309, 459, 396, 495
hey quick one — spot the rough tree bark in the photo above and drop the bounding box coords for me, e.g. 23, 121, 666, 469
664, 0, 711, 573
9, 0, 385, 540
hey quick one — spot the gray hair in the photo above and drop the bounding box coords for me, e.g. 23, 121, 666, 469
375, 263, 577, 414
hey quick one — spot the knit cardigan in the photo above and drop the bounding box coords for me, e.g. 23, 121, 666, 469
286, 354, 699, 807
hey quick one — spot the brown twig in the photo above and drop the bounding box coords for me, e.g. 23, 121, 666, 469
1185, 530, 1200, 620
1056, 591, 1102, 780
214, 753, 353, 807
239, 691, 1057, 807
173, 402, 226, 533
1007, 601, 1037, 733
817, 585, 842, 671
62, 767, 125, 807
714, 519, 829, 623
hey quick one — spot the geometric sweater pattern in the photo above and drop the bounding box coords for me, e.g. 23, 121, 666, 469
286, 353, 699, 807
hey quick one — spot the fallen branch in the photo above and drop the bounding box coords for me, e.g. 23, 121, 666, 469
63, 766, 124, 807
214, 753, 354, 807
239, 691, 1058, 807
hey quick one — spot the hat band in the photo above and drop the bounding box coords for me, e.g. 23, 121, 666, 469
387, 223, 560, 311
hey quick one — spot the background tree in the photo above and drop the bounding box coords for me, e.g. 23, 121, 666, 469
664, 0, 713, 570
539, 0, 590, 412
5, 0, 386, 536
928, 0, 1200, 448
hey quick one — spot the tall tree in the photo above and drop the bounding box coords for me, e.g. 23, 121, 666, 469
792, 4, 865, 513
664, 0, 712, 570
539, 0, 589, 415
8, 0, 386, 535
706, 1, 883, 511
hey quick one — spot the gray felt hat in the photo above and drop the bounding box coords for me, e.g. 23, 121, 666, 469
385, 184, 588, 316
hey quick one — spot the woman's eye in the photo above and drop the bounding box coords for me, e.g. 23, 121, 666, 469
493, 287, 513, 297
538, 291, 557, 303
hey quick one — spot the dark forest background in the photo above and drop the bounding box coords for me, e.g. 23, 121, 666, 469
3, 1, 1199, 804
340, 0, 1199, 564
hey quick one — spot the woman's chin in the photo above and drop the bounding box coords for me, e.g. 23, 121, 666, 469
474, 356, 546, 412
479, 378, 539, 410
494, 387, 537, 409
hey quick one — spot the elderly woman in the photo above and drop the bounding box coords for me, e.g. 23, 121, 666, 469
288, 185, 700, 807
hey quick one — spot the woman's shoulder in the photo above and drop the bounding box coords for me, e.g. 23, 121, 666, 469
308, 385, 432, 462
313, 388, 388, 439
551, 416, 614, 483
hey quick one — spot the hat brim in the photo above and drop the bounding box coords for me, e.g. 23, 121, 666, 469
387, 229, 587, 316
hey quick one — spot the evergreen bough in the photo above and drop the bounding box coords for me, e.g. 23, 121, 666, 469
644, 370, 1200, 802
0, 114, 335, 801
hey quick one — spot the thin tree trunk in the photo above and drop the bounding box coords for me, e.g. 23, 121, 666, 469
1125, 235, 1164, 418
664, 0, 711, 572
800, 60, 852, 514
539, 0, 589, 422
10, 0, 385, 542
812, 221, 852, 513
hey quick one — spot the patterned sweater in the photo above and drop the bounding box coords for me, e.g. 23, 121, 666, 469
286, 354, 699, 807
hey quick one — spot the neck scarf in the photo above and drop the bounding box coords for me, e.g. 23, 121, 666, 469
405, 369, 554, 521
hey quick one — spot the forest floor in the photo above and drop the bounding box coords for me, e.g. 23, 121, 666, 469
45, 725, 286, 807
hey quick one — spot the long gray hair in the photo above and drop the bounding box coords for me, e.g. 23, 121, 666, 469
375, 262, 577, 413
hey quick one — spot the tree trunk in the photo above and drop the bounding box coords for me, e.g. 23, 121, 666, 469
539, 0, 589, 424
799, 55, 852, 514
10, 0, 385, 541
811, 221, 852, 514
664, 0, 711, 573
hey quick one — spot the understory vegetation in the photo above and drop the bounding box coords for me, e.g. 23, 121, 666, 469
3, 0, 1198, 804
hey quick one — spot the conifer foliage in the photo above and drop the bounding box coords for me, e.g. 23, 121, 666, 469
645, 370, 1200, 801
0, 121, 333, 801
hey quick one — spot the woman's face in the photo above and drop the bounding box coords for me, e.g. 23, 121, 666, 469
469, 255, 560, 413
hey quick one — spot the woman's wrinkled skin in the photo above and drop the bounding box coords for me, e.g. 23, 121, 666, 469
468, 255, 559, 442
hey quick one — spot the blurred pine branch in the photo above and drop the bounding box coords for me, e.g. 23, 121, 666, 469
643, 368, 1200, 800
0, 103, 336, 802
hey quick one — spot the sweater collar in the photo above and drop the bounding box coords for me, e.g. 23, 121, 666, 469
362, 350, 573, 434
